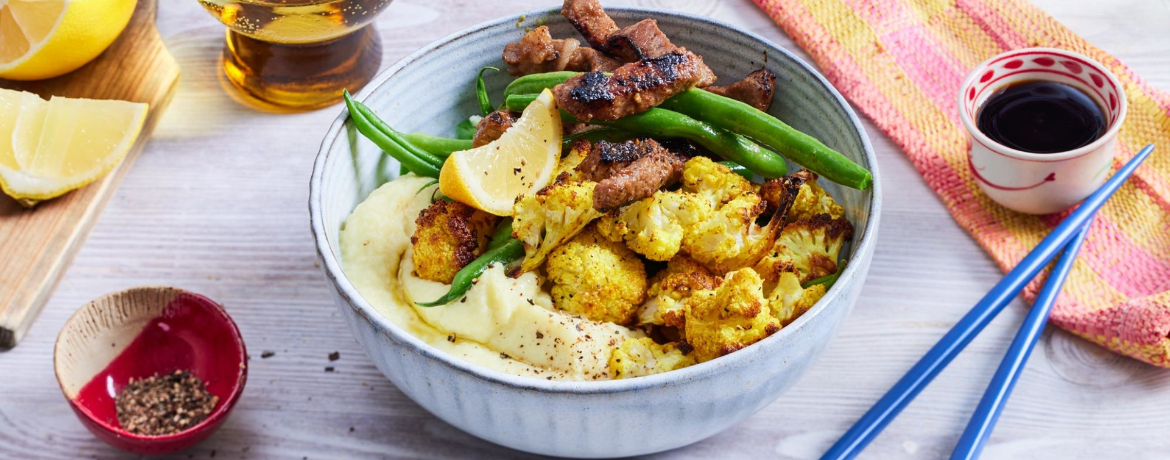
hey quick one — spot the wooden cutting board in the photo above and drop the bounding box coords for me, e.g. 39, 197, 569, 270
0, 0, 179, 349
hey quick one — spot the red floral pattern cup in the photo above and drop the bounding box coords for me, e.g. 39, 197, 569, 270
957, 48, 1127, 215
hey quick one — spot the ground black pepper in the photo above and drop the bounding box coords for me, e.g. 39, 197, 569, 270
115, 370, 219, 436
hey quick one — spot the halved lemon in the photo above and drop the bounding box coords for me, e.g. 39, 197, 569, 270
439, 89, 563, 216
0, 88, 147, 206
0, 0, 137, 81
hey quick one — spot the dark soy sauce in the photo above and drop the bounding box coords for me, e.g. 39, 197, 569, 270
977, 80, 1106, 154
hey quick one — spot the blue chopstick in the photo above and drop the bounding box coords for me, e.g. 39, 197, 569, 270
949, 219, 1093, 460
820, 144, 1155, 460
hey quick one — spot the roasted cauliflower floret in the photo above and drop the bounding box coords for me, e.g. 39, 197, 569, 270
637, 255, 721, 330
596, 190, 711, 261
512, 181, 604, 272
411, 200, 501, 283
546, 226, 647, 324
684, 268, 781, 362
754, 214, 854, 284
767, 271, 827, 325
555, 139, 593, 183
682, 192, 783, 274
608, 337, 697, 379
787, 170, 845, 223
681, 156, 754, 208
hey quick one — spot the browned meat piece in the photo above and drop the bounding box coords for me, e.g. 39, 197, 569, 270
502, 26, 621, 76
658, 138, 704, 158
588, 139, 687, 210
562, 0, 682, 61
472, 110, 517, 147
604, 19, 679, 61
569, 47, 623, 73
706, 69, 777, 111
411, 200, 501, 284
553, 51, 717, 122
562, 0, 620, 50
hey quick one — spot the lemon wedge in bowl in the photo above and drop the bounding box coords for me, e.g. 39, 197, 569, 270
0, 0, 137, 80
0, 89, 147, 207
439, 89, 562, 216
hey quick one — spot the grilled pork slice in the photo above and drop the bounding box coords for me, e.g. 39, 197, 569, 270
553, 51, 717, 122
472, 110, 517, 147
562, 0, 620, 50
603, 19, 679, 61
562, 0, 682, 61
502, 26, 622, 76
594, 146, 687, 210
707, 68, 777, 112
563, 139, 686, 210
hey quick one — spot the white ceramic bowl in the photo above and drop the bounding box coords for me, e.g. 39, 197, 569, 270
310, 8, 880, 458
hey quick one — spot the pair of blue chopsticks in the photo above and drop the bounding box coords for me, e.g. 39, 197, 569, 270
822, 144, 1156, 460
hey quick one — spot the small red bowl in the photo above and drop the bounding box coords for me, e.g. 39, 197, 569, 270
53, 287, 247, 455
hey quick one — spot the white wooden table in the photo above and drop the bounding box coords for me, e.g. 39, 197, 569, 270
3, 1, 1170, 458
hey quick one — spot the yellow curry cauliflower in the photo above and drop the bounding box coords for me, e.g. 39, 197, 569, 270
637, 255, 721, 332
546, 226, 647, 324
608, 337, 696, 379
673, 157, 783, 273
555, 139, 592, 183
411, 200, 501, 283
681, 156, 755, 208
755, 214, 854, 284
787, 170, 846, 223
682, 191, 784, 274
596, 190, 710, 261
768, 271, 827, 325
684, 268, 781, 362
512, 181, 604, 272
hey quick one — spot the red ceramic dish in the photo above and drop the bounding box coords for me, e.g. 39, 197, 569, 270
53, 287, 247, 455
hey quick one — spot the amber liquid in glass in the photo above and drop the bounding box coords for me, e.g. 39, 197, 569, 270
198, 0, 392, 109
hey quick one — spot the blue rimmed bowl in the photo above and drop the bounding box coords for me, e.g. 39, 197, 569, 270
310, 7, 880, 458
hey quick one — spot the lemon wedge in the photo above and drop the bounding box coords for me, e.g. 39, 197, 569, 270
0, 88, 147, 206
439, 89, 563, 216
0, 0, 137, 80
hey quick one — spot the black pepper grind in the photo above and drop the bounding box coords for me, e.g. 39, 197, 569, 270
115, 370, 219, 436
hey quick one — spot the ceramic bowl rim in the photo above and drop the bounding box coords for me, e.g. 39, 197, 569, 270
309, 6, 881, 394
52, 286, 249, 443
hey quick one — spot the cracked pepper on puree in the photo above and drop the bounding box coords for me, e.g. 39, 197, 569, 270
340, 176, 638, 381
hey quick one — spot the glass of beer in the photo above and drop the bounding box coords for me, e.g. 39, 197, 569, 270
198, 0, 393, 109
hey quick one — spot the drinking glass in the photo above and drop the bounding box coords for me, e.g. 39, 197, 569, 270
198, 0, 393, 109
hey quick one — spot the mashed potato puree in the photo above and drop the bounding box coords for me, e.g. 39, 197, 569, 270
340, 175, 638, 381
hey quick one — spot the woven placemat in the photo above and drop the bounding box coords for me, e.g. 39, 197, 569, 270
752, 0, 1170, 365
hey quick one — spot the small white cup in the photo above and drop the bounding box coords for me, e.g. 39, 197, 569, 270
957, 48, 1127, 215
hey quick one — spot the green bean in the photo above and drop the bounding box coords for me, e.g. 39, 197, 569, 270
417, 237, 524, 307
502, 72, 871, 189
662, 89, 871, 190
506, 93, 786, 178
343, 90, 442, 178
561, 127, 636, 147
503, 71, 580, 98
476, 66, 499, 116
403, 133, 473, 158
486, 219, 514, 251
802, 260, 847, 289
719, 161, 755, 181
416, 179, 439, 194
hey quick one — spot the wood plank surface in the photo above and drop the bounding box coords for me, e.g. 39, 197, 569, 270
0, 0, 180, 348
1, 0, 1169, 459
